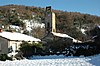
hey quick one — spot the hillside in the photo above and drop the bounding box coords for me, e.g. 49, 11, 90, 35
0, 4, 100, 41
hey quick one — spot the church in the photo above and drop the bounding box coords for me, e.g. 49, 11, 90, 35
42, 6, 81, 43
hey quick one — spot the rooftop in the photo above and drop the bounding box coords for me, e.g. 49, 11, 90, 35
0, 31, 41, 42
52, 32, 82, 43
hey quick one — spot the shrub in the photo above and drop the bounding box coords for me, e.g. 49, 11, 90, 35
0, 54, 12, 61
19, 41, 43, 57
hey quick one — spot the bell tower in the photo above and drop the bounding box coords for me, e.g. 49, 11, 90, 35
45, 6, 56, 34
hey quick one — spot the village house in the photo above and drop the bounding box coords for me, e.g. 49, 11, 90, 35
0, 31, 41, 55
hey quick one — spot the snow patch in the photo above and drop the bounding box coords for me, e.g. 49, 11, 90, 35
81, 28, 86, 35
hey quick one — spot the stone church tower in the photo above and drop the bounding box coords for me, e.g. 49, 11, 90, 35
41, 6, 56, 41
45, 6, 56, 34
42, 6, 74, 45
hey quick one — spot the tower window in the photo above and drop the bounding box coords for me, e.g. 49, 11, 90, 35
47, 22, 50, 29
47, 22, 50, 32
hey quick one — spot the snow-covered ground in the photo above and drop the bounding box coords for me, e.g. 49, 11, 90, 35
0, 54, 100, 66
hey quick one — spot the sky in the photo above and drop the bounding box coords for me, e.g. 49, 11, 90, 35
0, 0, 100, 16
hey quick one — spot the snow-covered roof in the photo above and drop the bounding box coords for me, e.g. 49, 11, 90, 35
0, 32, 41, 42
52, 32, 82, 43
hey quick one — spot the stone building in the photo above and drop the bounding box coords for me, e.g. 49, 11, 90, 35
45, 6, 56, 33
43, 6, 81, 43
0, 31, 41, 54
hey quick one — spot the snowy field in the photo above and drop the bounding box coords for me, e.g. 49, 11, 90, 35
0, 54, 100, 66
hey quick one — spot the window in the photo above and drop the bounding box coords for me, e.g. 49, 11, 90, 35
47, 22, 50, 31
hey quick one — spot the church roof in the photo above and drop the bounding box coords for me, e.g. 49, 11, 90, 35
52, 32, 82, 43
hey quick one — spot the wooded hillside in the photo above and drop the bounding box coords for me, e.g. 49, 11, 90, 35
0, 4, 100, 41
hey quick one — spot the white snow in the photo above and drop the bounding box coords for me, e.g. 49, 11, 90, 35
52, 32, 82, 43
10, 25, 21, 30
0, 54, 100, 66
7, 52, 18, 57
81, 28, 86, 35
22, 19, 45, 32
92, 35, 97, 39
98, 26, 100, 28
0, 32, 41, 42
